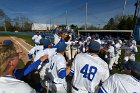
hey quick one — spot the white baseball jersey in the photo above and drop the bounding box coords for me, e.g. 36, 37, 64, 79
32, 34, 38, 41
95, 39, 101, 44
100, 74, 140, 93
124, 45, 138, 56
118, 39, 122, 45
132, 40, 137, 46
114, 43, 121, 54
34, 48, 57, 61
71, 53, 109, 92
28, 45, 44, 56
0, 77, 36, 93
54, 34, 61, 45
33, 48, 57, 70
78, 41, 85, 53
49, 53, 67, 84
108, 46, 115, 58
48, 53, 68, 93
34, 35, 42, 44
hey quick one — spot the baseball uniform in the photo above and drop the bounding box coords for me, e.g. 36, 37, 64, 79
98, 74, 140, 93
0, 76, 36, 93
124, 44, 138, 62
71, 53, 109, 93
49, 53, 67, 93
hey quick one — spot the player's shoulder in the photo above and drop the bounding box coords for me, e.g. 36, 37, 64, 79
53, 53, 65, 60
76, 53, 84, 56
74, 53, 87, 59
95, 55, 108, 68
109, 73, 129, 81
17, 81, 36, 93
0, 77, 36, 93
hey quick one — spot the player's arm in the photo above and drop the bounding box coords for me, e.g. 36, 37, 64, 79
98, 74, 117, 93
14, 55, 48, 79
28, 47, 36, 60
133, 46, 138, 54
101, 66, 110, 82
57, 57, 68, 79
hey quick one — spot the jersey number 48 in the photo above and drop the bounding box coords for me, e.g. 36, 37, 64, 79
80, 64, 97, 81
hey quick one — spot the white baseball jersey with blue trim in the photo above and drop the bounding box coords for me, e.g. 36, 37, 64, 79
34, 35, 42, 44
108, 46, 115, 58
49, 53, 66, 84
28, 45, 44, 56
100, 74, 140, 93
34, 48, 57, 61
0, 77, 36, 93
71, 53, 109, 92
54, 34, 61, 45
115, 43, 121, 54
32, 35, 38, 41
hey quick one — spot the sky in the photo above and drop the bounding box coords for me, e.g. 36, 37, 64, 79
0, 0, 136, 26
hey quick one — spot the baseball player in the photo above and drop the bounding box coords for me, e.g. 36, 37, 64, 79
2, 40, 49, 79
71, 40, 78, 59
0, 43, 36, 93
70, 41, 109, 93
114, 39, 122, 65
102, 41, 115, 70
33, 39, 57, 69
32, 31, 39, 41
54, 31, 66, 46
28, 38, 45, 61
129, 36, 137, 46
124, 41, 138, 62
78, 38, 85, 53
98, 60, 140, 93
32, 32, 42, 45
95, 34, 101, 44
49, 41, 70, 93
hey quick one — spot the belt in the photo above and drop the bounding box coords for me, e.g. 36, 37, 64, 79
72, 85, 78, 91
52, 81, 62, 84
72, 85, 91, 93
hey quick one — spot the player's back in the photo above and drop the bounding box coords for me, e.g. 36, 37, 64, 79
117, 74, 140, 93
0, 77, 36, 93
49, 53, 66, 84
100, 74, 140, 93
71, 53, 109, 92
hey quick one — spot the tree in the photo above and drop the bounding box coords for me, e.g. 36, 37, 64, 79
13, 16, 32, 31
104, 15, 135, 30
118, 15, 134, 30
103, 18, 118, 30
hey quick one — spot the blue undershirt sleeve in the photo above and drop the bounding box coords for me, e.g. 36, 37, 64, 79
14, 59, 42, 79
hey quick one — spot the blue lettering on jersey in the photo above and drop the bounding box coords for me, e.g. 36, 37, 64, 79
34, 50, 40, 55
80, 64, 97, 81
50, 63, 54, 70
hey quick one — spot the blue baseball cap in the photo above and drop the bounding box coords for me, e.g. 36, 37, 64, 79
56, 41, 67, 51
107, 41, 112, 45
88, 40, 100, 51
3, 40, 13, 45
40, 38, 45, 45
124, 61, 140, 73
43, 39, 52, 47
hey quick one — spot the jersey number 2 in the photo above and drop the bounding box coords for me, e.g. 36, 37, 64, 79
80, 64, 97, 81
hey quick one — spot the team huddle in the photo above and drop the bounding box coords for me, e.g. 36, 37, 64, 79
0, 31, 140, 93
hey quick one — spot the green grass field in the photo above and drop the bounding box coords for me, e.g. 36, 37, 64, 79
0, 34, 34, 46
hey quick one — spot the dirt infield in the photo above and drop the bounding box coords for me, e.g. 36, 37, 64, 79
0, 36, 33, 64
